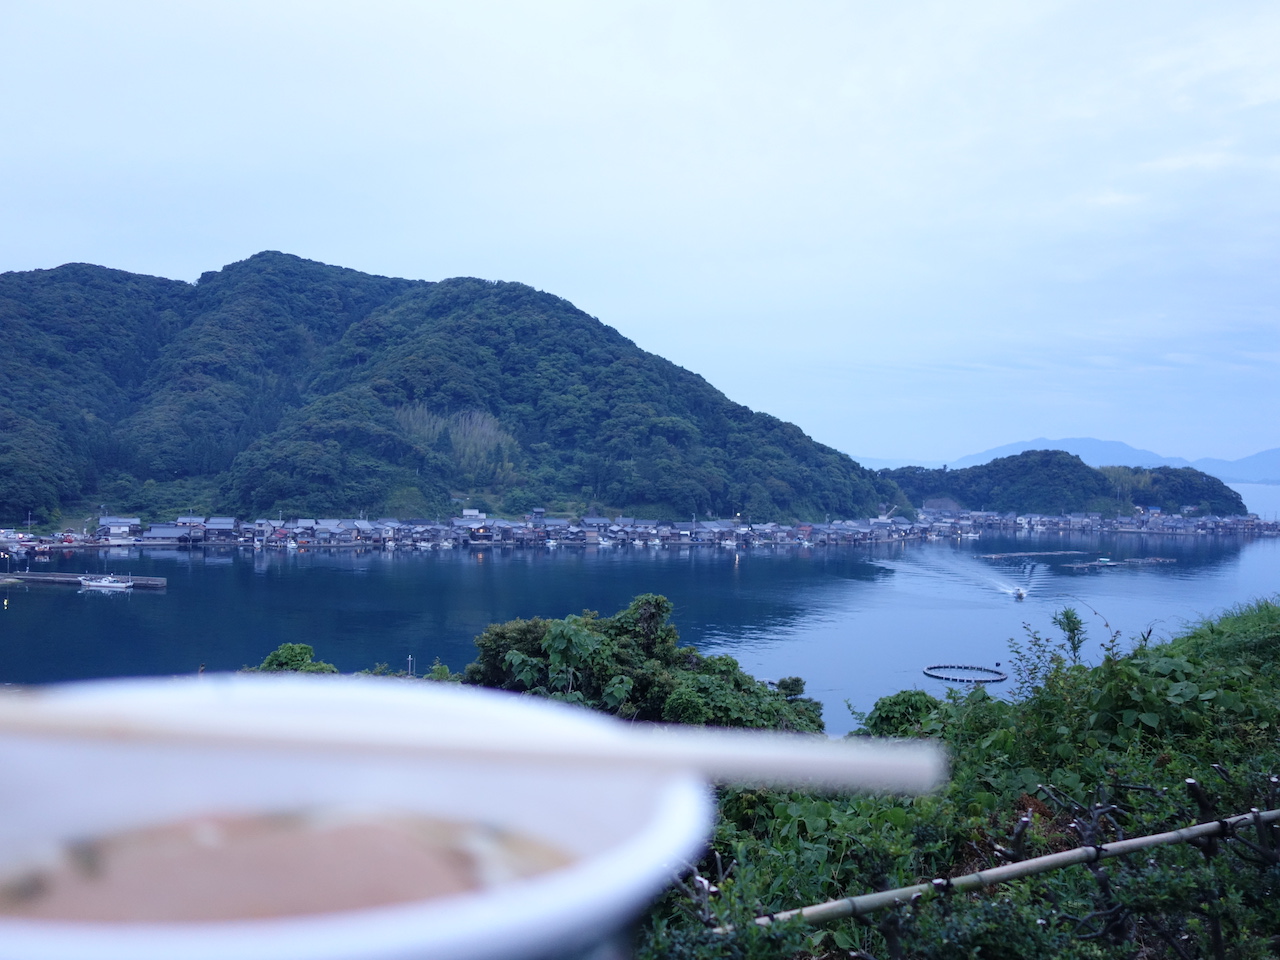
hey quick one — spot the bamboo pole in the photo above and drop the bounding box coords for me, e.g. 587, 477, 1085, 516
733, 806, 1280, 931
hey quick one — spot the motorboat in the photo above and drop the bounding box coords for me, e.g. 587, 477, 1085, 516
78, 575, 133, 591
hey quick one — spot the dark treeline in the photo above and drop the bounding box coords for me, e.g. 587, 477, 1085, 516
882, 449, 1246, 516
0, 252, 909, 524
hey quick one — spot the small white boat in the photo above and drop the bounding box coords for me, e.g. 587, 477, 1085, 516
78, 575, 133, 591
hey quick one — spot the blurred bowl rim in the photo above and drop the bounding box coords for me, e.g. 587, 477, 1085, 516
0, 676, 714, 960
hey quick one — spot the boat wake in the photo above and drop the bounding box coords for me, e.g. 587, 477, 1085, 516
883, 553, 1051, 601
990, 561, 1052, 600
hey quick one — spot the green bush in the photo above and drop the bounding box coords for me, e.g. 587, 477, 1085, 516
248, 642, 338, 673
861, 689, 942, 737
462, 594, 823, 732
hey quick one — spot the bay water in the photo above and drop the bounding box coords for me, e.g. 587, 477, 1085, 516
3, 531, 1276, 735
1230, 482, 1280, 521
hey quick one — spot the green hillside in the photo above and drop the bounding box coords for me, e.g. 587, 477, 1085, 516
0, 252, 908, 523
883, 449, 1246, 516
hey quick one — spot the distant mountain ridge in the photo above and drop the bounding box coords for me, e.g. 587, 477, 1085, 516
858, 439, 1280, 484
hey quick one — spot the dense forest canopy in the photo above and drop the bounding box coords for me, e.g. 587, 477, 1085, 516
882, 450, 1247, 516
0, 252, 908, 523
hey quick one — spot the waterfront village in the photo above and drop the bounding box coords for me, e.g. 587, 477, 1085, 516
2, 504, 1275, 555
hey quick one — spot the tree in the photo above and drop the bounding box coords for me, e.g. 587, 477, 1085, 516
1052, 606, 1086, 663
463, 594, 823, 732
249, 642, 338, 673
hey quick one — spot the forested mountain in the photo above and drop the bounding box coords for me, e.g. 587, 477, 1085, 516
883, 450, 1246, 516
0, 252, 908, 523
0, 263, 193, 520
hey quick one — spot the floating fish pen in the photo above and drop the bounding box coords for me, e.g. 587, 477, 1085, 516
922, 664, 1008, 684
1062, 557, 1177, 572
979, 551, 1089, 559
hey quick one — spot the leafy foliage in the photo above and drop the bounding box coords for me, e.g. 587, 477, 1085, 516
860, 688, 943, 737
247, 642, 338, 673
463, 594, 824, 731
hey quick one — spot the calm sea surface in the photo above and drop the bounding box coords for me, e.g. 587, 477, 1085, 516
3, 532, 1277, 735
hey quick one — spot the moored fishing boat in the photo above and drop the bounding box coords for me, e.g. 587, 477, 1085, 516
78, 575, 134, 591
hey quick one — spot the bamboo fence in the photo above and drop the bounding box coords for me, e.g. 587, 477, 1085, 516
732, 805, 1280, 932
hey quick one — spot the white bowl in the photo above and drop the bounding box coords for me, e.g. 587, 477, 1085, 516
0, 676, 712, 960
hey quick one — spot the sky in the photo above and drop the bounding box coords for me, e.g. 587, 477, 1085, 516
2, 1, 1278, 464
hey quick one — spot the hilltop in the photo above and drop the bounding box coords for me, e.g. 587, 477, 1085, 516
882, 449, 1246, 516
950, 437, 1280, 483
0, 252, 908, 524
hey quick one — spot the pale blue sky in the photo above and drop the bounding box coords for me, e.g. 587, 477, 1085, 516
2, 1, 1277, 462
